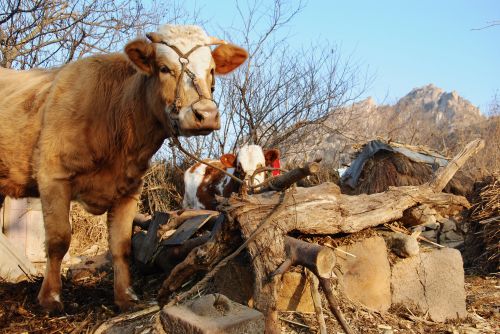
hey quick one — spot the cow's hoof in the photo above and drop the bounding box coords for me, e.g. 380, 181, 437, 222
38, 293, 64, 313
115, 287, 139, 312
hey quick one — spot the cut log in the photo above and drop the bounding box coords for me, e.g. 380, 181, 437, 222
228, 183, 469, 236
255, 160, 321, 193
271, 237, 336, 279
270, 237, 351, 334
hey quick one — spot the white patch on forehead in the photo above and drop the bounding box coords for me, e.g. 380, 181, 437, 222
237, 145, 266, 186
155, 24, 213, 83
157, 25, 211, 47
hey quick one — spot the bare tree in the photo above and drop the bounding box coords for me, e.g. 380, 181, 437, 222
160, 0, 367, 162
0, 0, 198, 69
212, 0, 367, 155
487, 90, 499, 117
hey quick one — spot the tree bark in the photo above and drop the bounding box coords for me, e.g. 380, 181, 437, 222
228, 183, 469, 236
157, 215, 240, 305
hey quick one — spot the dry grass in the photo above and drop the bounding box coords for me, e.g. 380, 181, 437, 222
464, 173, 500, 274
140, 161, 187, 215
69, 203, 108, 256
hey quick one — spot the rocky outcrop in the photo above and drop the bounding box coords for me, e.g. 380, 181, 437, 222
281, 84, 485, 167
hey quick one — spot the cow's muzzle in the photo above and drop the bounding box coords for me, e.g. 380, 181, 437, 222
177, 100, 220, 136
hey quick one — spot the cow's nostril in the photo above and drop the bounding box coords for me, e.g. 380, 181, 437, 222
193, 108, 204, 122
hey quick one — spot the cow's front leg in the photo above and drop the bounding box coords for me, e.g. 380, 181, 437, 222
37, 178, 71, 312
107, 195, 139, 311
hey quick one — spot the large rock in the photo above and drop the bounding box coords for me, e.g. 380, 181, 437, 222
161, 294, 264, 334
336, 236, 392, 312
391, 248, 467, 322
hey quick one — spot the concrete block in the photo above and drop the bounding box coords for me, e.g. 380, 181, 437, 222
161, 294, 264, 334
391, 248, 467, 322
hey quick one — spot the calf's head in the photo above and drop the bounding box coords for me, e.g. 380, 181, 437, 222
125, 25, 248, 136
220, 145, 280, 189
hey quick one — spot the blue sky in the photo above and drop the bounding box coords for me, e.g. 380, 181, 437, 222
182, 1, 499, 113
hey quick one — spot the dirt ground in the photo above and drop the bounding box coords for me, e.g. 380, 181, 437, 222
0, 267, 497, 334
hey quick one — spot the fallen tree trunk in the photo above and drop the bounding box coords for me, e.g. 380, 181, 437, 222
229, 183, 470, 235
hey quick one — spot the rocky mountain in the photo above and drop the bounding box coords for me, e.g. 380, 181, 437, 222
393, 84, 483, 129
282, 84, 488, 167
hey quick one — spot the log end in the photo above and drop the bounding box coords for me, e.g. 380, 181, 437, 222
316, 247, 336, 278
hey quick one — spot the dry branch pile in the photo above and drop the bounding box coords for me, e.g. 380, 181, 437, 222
140, 162, 185, 215
132, 139, 485, 334
464, 173, 500, 273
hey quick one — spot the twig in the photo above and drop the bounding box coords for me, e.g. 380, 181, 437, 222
92, 305, 160, 334
333, 248, 357, 258
319, 277, 354, 334
170, 137, 245, 185
307, 269, 327, 334
386, 224, 444, 248
278, 317, 311, 329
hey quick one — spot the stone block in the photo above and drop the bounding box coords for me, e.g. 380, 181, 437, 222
161, 294, 264, 334
336, 236, 392, 312
391, 248, 467, 322
276, 272, 314, 313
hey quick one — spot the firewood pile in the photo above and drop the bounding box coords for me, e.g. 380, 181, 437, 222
463, 173, 500, 274
98, 139, 487, 334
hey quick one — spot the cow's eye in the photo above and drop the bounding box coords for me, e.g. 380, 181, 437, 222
211, 69, 215, 92
160, 65, 171, 74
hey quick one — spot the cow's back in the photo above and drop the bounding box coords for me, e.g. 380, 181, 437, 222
0, 68, 57, 197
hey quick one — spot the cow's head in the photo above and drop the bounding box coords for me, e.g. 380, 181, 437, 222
125, 25, 248, 136
220, 145, 280, 189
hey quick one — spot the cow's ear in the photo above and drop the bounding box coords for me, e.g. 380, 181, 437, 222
220, 153, 237, 168
212, 44, 248, 75
264, 149, 280, 166
125, 39, 155, 75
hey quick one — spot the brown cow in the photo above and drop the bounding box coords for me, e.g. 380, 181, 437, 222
0, 24, 247, 312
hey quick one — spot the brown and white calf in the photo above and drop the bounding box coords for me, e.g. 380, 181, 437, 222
0, 24, 247, 312
183, 145, 280, 210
